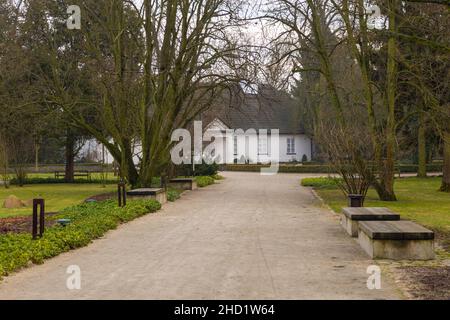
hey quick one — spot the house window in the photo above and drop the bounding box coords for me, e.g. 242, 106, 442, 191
233, 136, 238, 155
287, 137, 296, 154
258, 135, 268, 155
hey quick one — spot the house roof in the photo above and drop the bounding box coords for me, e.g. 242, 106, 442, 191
202, 85, 305, 135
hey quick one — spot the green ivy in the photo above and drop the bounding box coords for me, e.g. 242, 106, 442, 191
0, 199, 161, 279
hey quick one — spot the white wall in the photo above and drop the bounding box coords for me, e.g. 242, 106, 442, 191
278, 134, 311, 163
203, 128, 312, 164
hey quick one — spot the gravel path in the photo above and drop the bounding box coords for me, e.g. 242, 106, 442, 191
0, 172, 401, 299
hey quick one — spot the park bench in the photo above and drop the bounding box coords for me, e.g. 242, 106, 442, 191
54, 170, 92, 181
168, 178, 197, 190
358, 220, 435, 260
341, 207, 400, 237
127, 188, 167, 204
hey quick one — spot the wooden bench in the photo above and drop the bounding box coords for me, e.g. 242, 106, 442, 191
126, 188, 167, 204
168, 178, 197, 190
54, 171, 92, 181
341, 207, 400, 237
358, 221, 435, 260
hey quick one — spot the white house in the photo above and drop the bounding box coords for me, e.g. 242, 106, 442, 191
201, 85, 312, 164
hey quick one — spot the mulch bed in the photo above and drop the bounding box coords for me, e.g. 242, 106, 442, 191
397, 266, 450, 300
0, 213, 58, 234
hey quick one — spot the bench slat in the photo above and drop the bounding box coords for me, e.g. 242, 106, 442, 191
359, 221, 434, 240
342, 207, 400, 220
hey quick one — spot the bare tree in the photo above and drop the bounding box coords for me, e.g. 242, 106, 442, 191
42, 0, 255, 187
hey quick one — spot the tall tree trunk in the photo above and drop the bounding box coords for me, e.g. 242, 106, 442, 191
377, 0, 398, 201
440, 131, 450, 192
417, 112, 427, 178
65, 131, 75, 183
34, 140, 39, 173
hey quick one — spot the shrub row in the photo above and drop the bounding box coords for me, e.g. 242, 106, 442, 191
224, 163, 443, 174
301, 177, 340, 189
224, 164, 332, 173
0, 199, 161, 278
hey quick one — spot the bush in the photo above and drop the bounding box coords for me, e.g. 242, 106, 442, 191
301, 177, 340, 189
0, 199, 161, 278
195, 176, 215, 187
176, 162, 218, 177
167, 189, 181, 202
212, 174, 224, 180
194, 162, 218, 176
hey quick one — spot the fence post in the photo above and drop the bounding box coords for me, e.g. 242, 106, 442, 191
118, 182, 126, 207
32, 198, 45, 239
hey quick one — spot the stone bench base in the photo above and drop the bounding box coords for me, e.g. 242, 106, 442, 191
358, 221, 435, 260
127, 188, 167, 204
168, 178, 197, 191
341, 207, 400, 237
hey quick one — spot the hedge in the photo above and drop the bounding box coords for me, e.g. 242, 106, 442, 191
301, 177, 340, 189
224, 163, 443, 174
0, 199, 161, 278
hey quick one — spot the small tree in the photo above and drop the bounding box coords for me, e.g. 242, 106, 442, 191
319, 124, 374, 202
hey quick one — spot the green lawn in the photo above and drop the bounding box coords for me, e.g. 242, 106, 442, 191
309, 177, 450, 235
0, 184, 116, 218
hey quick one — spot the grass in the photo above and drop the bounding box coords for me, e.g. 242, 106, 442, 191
301, 177, 339, 189
304, 177, 450, 236
0, 184, 116, 218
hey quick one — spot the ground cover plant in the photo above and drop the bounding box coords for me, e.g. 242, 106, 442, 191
0, 199, 161, 278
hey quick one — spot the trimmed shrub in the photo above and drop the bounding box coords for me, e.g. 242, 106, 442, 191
195, 176, 215, 187
167, 189, 181, 202
301, 177, 340, 189
194, 163, 218, 176
176, 162, 219, 177
225, 164, 331, 173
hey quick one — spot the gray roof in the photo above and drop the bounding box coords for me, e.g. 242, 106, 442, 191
203, 86, 305, 134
